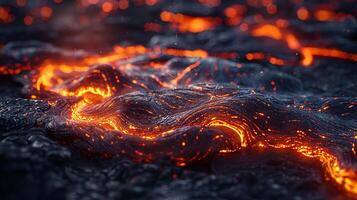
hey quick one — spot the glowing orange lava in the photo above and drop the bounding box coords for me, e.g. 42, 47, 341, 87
251, 24, 357, 67
30, 46, 357, 196
1, 1, 356, 196
160, 11, 221, 33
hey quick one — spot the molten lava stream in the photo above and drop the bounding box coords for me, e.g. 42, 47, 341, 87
30, 44, 357, 196
57, 86, 357, 195
251, 23, 357, 67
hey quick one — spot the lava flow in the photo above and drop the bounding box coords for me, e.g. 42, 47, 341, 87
22, 44, 357, 196
1, 0, 357, 198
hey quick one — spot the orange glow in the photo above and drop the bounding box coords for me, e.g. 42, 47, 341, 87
36, 63, 88, 91
224, 4, 246, 26
69, 86, 118, 130
118, 0, 129, 10
208, 119, 247, 147
297, 7, 309, 20
269, 57, 285, 66
275, 19, 288, 28
1, 1, 354, 196
33, 45, 212, 130
267, 142, 357, 194
163, 48, 208, 58
102, 2, 113, 13
145, 0, 158, 6
252, 24, 282, 40
0, 65, 30, 75
266, 4, 277, 15
295, 145, 357, 194
246, 52, 265, 60
0, 7, 13, 23
224, 4, 245, 18
285, 34, 300, 49
314, 9, 351, 22
315, 9, 333, 21
250, 23, 357, 67
24, 15, 33, 26
40, 6, 53, 18
240, 23, 248, 31
160, 11, 221, 33
27, 40, 357, 196
301, 47, 357, 66
301, 48, 313, 66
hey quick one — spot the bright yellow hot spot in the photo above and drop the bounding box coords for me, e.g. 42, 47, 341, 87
208, 119, 247, 148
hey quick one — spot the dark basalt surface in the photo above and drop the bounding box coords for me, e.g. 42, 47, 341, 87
1, 0, 357, 200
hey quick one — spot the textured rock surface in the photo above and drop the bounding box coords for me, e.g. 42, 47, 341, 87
1, 0, 357, 199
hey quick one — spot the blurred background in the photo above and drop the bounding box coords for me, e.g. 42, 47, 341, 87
0, 0, 355, 51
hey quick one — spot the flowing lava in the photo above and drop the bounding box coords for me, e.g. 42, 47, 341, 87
1, 0, 357, 198
22, 43, 357, 195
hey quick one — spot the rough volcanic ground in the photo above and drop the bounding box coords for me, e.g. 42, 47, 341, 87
1, 1, 357, 200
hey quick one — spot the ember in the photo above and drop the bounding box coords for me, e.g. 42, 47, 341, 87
0, 0, 357, 199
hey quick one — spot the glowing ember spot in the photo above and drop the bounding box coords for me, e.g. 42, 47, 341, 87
269, 57, 285, 66
24, 15, 33, 25
118, 0, 129, 10
240, 23, 248, 31
275, 19, 289, 28
40, 6, 53, 19
0, 6, 13, 23
297, 7, 309, 20
102, 2, 113, 13
224, 4, 246, 26
266, 4, 277, 15
160, 11, 221, 33
252, 24, 282, 40
246, 52, 265, 61
145, 0, 158, 6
